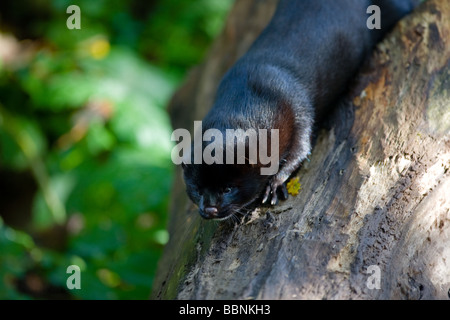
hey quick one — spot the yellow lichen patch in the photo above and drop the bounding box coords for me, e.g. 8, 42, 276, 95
286, 177, 301, 196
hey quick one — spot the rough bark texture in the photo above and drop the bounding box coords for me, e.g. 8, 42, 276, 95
152, 0, 450, 300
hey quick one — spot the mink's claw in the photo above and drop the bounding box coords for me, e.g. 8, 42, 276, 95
280, 184, 289, 200
270, 192, 279, 206
262, 185, 271, 204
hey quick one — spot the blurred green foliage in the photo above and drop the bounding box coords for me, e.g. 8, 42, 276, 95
0, 0, 233, 299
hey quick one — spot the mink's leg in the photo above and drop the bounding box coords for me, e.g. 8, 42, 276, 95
262, 120, 312, 205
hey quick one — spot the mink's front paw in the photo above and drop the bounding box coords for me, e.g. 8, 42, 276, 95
262, 178, 288, 206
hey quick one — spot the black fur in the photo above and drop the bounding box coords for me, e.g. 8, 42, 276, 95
183, 0, 416, 220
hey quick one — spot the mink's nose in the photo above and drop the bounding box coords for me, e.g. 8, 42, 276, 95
203, 206, 218, 219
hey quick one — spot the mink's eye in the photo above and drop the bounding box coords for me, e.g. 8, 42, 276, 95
224, 187, 232, 194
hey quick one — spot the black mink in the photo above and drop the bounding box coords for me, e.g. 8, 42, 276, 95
182, 0, 416, 220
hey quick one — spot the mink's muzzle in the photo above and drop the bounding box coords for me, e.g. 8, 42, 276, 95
183, 162, 269, 220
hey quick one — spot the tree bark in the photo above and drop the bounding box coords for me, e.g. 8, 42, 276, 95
152, 0, 450, 300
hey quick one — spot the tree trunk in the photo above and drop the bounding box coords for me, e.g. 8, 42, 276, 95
152, 0, 450, 300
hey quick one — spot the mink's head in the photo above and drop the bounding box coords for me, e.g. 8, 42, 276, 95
182, 162, 268, 220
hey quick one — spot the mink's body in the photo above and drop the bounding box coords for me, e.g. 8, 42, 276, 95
183, 0, 417, 220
